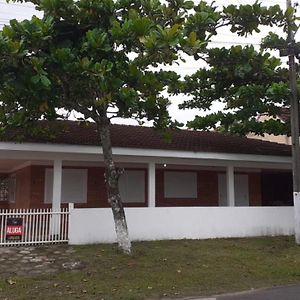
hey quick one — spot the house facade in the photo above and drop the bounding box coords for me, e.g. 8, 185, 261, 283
0, 121, 293, 212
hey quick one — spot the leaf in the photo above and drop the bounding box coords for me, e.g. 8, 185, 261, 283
6, 278, 16, 285
2, 25, 14, 38
188, 31, 197, 45
285, 6, 294, 18
132, 17, 152, 36
31, 75, 40, 85
40, 75, 51, 87
81, 57, 90, 68
168, 23, 181, 37
182, 1, 194, 10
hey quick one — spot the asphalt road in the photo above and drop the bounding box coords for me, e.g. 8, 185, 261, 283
219, 284, 300, 300
198, 284, 300, 300
152, 284, 300, 300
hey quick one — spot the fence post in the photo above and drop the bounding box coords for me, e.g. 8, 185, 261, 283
68, 203, 74, 211
50, 208, 61, 237
67, 203, 74, 245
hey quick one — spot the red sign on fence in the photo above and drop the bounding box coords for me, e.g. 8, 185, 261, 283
6, 218, 23, 241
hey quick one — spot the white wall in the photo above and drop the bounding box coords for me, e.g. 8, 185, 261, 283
69, 207, 295, 245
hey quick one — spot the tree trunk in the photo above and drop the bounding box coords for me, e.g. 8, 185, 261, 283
97, 119, 132, 254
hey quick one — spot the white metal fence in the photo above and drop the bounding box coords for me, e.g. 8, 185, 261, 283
0, 208, 69, 246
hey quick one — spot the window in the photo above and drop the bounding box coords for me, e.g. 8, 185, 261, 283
44, 169, 88, 204
0, 178, 9, 202
118, 170, 145, 203
164, 171, 197, 198
8, 175, 16, 203
0, 176, 17, 203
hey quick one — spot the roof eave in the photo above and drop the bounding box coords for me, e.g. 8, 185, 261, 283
0, 141, 291, 167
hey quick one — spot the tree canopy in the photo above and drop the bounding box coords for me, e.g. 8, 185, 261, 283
0, 0, 287, 132
180, 45, 290, 135
178, 2, 297, 137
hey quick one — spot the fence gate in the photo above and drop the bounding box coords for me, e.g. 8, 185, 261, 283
0, 208, 69, 246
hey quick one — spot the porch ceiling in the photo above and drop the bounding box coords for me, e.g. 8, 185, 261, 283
0, 159, 29, 173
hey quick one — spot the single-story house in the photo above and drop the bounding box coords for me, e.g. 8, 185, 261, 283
0, 120, 293, 211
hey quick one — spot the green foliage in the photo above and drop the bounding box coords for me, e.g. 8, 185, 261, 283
0, 0, 293, 135
179, 2, 300, 137
1, 0, 205, 131
222, 1, 285, 36
261, 32, 288, 50
180, 45, 291, 135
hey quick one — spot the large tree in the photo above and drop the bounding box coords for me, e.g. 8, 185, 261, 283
0, 0, 285, 253
179, 4, 296, 137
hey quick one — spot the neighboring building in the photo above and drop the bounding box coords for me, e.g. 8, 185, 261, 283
248, 108, 292, 145
0, 121, 293, 211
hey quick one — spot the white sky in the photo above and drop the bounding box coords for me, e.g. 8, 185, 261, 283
0, 0, 292, 126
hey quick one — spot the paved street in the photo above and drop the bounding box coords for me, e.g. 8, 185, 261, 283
218, 285, 300, 300
195, 284, 300, 300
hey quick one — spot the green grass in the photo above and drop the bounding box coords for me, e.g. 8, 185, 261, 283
1, 237, 300, 299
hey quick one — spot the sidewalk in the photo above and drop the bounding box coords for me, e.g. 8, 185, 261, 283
0, 245, 84, 277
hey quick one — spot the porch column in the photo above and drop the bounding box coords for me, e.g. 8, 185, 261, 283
51, 159, 62, 235
148, 162, 156, 207
226, 165, 235, 206
52, 159, 62, 211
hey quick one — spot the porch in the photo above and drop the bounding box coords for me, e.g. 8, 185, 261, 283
0, 155, 293, 210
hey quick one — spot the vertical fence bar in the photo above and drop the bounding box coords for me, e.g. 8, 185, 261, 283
60, 209, 63, 242
64, 208, 67, 241
30, 209, 35, 242
34, 210, 36, 243
50, 209, 54, 244
25, 210, 29, 244
21, 210, 24, 244
60, 210, 63, 241
37, 209, 41, 242
45, 208, 49, 241
34, 209, 39, 243
63, 208, 67, 241
59, 209, 62, 241
0, 210, 3, 244
3, 209, 8, 246
41, 209, 45, 242
28, 210, 32, 245
11, 209, 15, 246
39, 209, 42, 243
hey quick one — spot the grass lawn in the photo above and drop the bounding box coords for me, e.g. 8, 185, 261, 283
1, 236, 300, 299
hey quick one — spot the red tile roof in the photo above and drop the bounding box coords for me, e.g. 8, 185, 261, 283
2, 120, 292, 157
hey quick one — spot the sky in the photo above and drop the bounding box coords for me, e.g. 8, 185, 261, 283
0, 0, 292, 126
